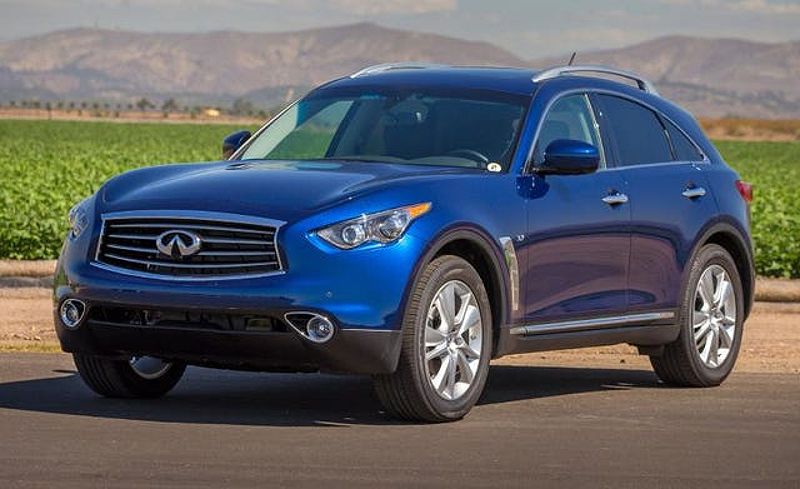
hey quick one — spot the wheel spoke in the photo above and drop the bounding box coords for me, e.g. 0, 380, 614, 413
454, 290, 473, 324
694, 320, 711, 343
446, 352, 457, 398
699, 330, 714, 363
457, 304, 480, 336
431, 354, 451, 392
693, 311, 709, 329
715, 277, 731, 309
698, 271, 715, 310
425, 325, 446, 346
708, 329, 720, 366
433, 299, 451, 333
718, 325, 734, 349
439, 284, 457, 332
456, 349, 475, 385
425, 341, 448, 361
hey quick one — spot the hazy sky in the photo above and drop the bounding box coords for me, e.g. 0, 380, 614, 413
1, 0, 798, 58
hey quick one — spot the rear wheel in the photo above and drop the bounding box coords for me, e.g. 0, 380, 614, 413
650, 244, 744, 386
373, 255, 492, 422
73, 354, 185, 398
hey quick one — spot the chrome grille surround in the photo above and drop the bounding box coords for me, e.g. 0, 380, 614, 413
93, 210, 285, 281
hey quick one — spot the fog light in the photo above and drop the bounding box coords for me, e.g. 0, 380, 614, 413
307, 315, 335, 343
284, 312, 336, 344
60, 299, 86, 329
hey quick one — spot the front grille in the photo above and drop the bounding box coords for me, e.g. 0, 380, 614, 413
95, 213, 282, 278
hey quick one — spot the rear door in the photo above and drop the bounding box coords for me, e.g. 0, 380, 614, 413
593, 93, 716, 314
522, 93, 631, 323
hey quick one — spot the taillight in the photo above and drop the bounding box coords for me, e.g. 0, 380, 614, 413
736, 180, 753, 204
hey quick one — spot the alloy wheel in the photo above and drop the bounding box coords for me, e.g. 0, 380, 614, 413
424, 280, 483, 401
693, 264, 737, 368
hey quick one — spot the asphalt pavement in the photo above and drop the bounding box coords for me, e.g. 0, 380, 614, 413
0, 353, 798, 488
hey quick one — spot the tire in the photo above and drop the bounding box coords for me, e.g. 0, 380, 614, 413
373, 255, 493, 422
650, 244, 744, 387
73, 353, 186, 398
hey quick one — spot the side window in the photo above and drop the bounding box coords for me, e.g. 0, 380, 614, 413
533, 94, 605, 167
665, 120, 704, 162
596, 94, 672, 167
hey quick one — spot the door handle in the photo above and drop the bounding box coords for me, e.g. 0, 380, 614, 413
602, 192, 629, 206
682, 186, 707, 199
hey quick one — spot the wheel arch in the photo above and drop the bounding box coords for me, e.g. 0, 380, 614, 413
405, 226, 511, 358
689, 221, 755, 319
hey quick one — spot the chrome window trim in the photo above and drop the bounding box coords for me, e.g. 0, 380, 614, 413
93, 210, 286, 282
510, 311, 675, 336
589, 90, 710, 166
524, 87, 709, 174
526, 93, 608, 172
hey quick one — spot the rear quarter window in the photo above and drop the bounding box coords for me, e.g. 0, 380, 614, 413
596, 94, 672, 167
665, 120, 704, 162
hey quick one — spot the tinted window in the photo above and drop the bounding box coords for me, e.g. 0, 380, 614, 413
596, 95, 672, 167
240, 88, 527, 170
665, 120, 703, 161
534, 94, 605, 166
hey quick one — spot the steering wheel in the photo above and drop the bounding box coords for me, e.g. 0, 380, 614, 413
446, 149, 490, 166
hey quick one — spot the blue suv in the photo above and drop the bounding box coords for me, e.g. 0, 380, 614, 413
55, 64, 755, 421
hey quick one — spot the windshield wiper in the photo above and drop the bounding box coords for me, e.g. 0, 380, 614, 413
310, 156, 394, 164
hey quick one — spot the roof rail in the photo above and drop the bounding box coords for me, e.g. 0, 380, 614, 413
532, 65, 659, 95
350, 62, 445, 78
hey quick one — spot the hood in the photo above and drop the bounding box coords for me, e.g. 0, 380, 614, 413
100, 159, 474, 222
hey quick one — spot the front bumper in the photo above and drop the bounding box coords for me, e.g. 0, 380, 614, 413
54, 214, 426, 374
55, 308, 401, 374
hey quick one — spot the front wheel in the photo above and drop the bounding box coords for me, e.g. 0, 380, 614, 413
650, 244, 745, 386
373, 255, 493, 422
73, 354, 186, 398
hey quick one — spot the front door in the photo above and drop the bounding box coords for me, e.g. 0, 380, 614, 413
522, 94, 631, 323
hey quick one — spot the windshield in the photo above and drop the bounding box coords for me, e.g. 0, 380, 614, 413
238, 87, 528, 170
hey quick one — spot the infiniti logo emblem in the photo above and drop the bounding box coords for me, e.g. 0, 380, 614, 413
156, 230, 202, 258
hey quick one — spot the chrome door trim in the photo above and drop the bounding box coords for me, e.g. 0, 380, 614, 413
499, 236, 520, 311
510, 311, 675, 336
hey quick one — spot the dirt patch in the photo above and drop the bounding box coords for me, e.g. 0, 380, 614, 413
756, 277, 800, 302
0, 288, 54, 346
2, 287, 797, 374
0, 260, 56, 278
699, 117, 800, 142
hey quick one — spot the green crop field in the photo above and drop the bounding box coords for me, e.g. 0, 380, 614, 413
0, 119, 798, 277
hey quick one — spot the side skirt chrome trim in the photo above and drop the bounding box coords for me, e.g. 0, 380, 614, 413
510, 311, 675, 336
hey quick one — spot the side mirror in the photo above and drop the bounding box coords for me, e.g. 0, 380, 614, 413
536, 139, 600, 175
222, 130, 252, 160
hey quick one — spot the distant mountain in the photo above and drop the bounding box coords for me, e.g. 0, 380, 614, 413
530, 36, 800, 118
1, 25, 799, 117
0, 23, 522, 107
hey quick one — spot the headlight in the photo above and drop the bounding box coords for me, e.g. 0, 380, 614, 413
316, 202, 431, 249
67, 197, 91, 239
